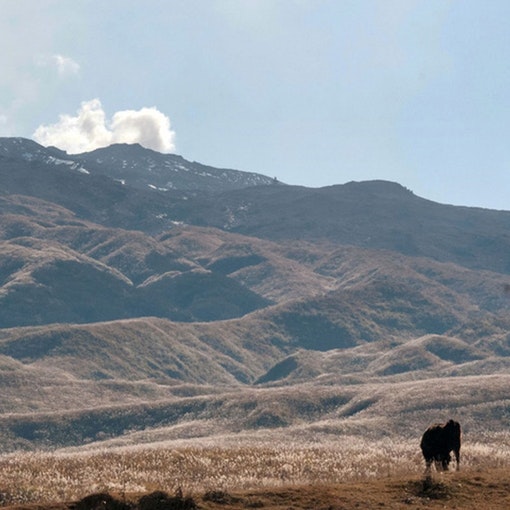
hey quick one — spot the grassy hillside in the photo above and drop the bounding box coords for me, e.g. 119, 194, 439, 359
0, 441, 509, 508
2, 190, 510, 328
1, 141, 510, 462
0, 360, 506, 451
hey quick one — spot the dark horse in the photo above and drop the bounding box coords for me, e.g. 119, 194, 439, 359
420, 419, 461, 472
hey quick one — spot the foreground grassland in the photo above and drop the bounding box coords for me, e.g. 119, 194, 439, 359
0, 437, 509, 508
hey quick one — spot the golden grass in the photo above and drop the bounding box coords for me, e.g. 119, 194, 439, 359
0, 435, 509, 506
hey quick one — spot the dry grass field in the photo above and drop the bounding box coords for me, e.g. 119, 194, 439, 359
0, 435, 509, 509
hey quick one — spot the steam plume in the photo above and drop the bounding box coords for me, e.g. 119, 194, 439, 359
33, 99, 176, 154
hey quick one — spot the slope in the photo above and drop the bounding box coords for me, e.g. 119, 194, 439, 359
190, 180, 510, 274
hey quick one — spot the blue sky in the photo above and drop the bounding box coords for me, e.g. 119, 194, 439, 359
2, 0, 510, 210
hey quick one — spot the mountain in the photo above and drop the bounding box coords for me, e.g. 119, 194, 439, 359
0, 137, 276, 192
3, 138, 510, 274
188, 180, 510, 275
0, 137, 279, 233
0, 137, 509, 452
73, 143, 277, 191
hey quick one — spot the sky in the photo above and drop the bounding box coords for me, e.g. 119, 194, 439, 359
2, 0, 510, 210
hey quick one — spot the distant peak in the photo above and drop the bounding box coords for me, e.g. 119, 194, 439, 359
343, 180, 414, 195
79, 142, 152, 155
0, 137, 43, 149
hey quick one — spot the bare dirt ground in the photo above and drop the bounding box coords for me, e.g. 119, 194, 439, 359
3, 467, 510, 510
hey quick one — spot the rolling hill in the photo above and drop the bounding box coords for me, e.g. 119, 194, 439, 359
0, 137, 509, 452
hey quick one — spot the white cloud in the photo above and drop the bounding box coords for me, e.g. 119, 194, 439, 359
33, 99, 176, 154
110, 107, 175, 152
35, 54, 81, 78
52, 54, 80, 77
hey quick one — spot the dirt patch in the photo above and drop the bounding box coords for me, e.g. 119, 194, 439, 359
3, 468, 510, 510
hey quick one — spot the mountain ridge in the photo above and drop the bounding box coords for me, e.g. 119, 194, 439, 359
0, 137, 277, 193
